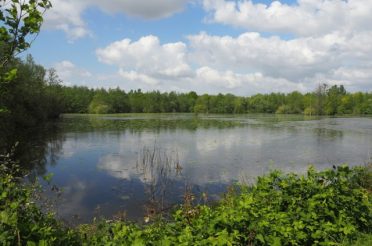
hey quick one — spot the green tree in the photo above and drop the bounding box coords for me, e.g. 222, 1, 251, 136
337, 94, 354, 114
4, 55, 48, 126
0, 0, 51, 117
193, 94, 210, 114
233, 97, 246, 114
128, 89, 145, 113
0, 0, 51, 66
88, 89, 112, 114
325, 85, 346, 115
62, 86, 94, 113
44, 68, 65, 118
314, 83, 328, 115
108, 87, 130, 113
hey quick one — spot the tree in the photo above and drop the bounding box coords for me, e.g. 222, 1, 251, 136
44, 68, 65, 118
0, 0, 51, 66
107, 87, 130, 113
193, 94, 210, 114
325, 85, 346, 115
314, 83, 328, 115
2, 55, 50, 126
1, 0, 51, 115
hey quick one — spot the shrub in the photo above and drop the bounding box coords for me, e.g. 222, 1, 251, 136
1, 153, 371, 245
0, 154, 79, 246
81, 165, 372, 245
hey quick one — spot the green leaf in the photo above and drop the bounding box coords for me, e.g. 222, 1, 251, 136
4, 68, 17, 81
256, 234, 265, 243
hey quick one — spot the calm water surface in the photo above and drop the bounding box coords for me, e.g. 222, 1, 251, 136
17, 114, 372, 223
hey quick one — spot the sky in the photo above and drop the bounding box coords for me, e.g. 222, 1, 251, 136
26, 0, 372, 95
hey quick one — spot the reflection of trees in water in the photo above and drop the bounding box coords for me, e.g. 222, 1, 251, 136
61, 114, 242, 134
314, 128, 344, 140
0, 121, 65, 177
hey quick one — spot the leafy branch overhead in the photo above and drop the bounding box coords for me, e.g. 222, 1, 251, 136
0, 0, 52, 67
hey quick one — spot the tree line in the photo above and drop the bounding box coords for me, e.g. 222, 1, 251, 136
60, 77, 372, 116
60, 83, 372, 116
1, 55, 372, 129
1, 0, 371, 129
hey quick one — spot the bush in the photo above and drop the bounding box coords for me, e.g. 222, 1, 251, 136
304, 107, 316, 116
1, 154, 371, 245
0, 154, 79, 245
81, 165, 372, 245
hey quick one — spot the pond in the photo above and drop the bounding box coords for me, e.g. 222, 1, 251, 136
5, 114, 372, 224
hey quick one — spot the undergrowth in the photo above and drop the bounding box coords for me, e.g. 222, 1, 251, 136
1, 153, 371, 245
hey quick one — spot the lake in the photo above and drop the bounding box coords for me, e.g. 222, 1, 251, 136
7, 114, 372, 224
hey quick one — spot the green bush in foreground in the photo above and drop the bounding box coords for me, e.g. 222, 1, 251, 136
0, 155, 80, 246
80, 165, 372, 246
1, 156, 371, 245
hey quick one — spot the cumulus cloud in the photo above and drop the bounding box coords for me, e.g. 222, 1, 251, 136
54, 60, 92, 86
44, 0, 189, 40
43, 0, 90, 41
203, 0, 372, 37
196, 66, 244, 89
118, 70, 159, 86
94, 29, 372, 94
46, 0, 372, 93
188, 32, 343, 81
195, 66, 306, 93
96, 35, 193, 84
92, 0, 189, 19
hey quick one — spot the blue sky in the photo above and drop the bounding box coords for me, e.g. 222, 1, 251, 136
25, 0, 372, 95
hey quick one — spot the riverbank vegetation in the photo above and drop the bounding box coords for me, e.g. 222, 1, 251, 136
1, 55, 372, 130
62, 83, 372, 116
1, 152, 371, 245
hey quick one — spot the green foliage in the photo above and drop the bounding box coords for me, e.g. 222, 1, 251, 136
342, 233, 372, 246
80, 165, 372, 245
276, 105, 292, 114
1, 156, 371, 245
0, 153, 79, 245
304, 106, 316, 116
88, 90, 113, 114
325, 85, 346, 115
0, 55, 65, 128
0, 0, 52, 124
59, 84, 372, 116
0, 0, 51, 66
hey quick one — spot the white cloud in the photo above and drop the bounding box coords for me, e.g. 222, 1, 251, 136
44, 0, 189, 40
187, 30, 372, 92
43, 0, 90, 41
203, 0, 372, 37
196, 66, 244, 89
45, 1, 372, 93
188, 32, 340, 81
96, 35, 193, 85
92, 29, 372, 94
92, 0, 189, 19
195, 66, 306, 93
90, 24, 372, 94
118, 70, 159, 86
54, 60, 92, 86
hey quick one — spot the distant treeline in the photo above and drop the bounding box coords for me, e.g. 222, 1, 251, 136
1, 56, 372, 129
61, 84, 372, 116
